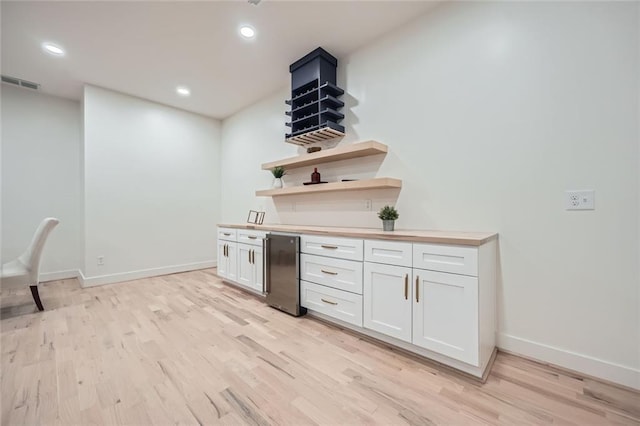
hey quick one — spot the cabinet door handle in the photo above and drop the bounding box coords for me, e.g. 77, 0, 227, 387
251, 249, 255, 264
415, 275, 419, 303
321, 269, 338, 275
404, 274, 408, 300
321, 298, 338, 305
226, 244, 228, 257
321, 245, 338, 250
224, 244, 227, 257
248, 249, 252, 264
248, 235, 257, 240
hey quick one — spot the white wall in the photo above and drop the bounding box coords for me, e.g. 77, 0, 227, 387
1, 85, 82, 280
221, 2, 640, 388
83, 85, 221, 285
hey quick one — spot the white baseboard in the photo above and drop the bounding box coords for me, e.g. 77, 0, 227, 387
40, 270, 80, 282
498, 333, 640, 390
80, 260, 216, 288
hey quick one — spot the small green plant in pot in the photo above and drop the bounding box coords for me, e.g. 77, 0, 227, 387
378, 205, 399, 231
271, 166, 287, 188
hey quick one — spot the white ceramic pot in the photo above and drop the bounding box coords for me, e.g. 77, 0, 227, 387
273, 177, 283, 188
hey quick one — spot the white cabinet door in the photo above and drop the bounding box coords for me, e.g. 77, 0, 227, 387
363, 263, 412, 343
412, 270, 479, 365
217, 240, 228, 278
237, 243, 253, 288
226, 242, 238, 282
251, 245, 264, 293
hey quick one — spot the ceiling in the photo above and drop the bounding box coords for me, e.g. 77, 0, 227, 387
1, 1, 438, 119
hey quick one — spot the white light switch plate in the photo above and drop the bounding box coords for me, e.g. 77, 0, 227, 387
565, 190, 595, 210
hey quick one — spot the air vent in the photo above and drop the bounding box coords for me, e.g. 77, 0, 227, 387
1, 75, 40, 91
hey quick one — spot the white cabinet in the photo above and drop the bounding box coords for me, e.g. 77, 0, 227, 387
217, 227, 261, 293
299, 236, 364, 325
300, 254, 363, 294
218, 228, 237, 241
300, 281, 363, 327
217, 240, 237, 282
412, 270, 478, 365
364, 240, 412, 267
413, 243, 478, 276
234, 243, 263, 293
300, 235, 363, 261
363, 239, 493, 371
363, 262, 412, 343
237, 230, 267, 246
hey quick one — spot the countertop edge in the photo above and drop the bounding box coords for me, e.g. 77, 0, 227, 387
218, 223, 498, 246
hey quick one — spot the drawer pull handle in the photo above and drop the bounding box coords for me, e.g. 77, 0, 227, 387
321, 298, 338, 305
404, 274, 408, 300
321, 245, 338, 249
223, 233, 232, 236
321, 269, 338, 275
415, 276, 419, 303
248, 236, 257, 239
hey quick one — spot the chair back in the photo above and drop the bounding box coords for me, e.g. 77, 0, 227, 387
17, 218, 60, 283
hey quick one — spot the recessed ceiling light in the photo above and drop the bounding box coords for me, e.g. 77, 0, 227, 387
239, 26, 256, 39
42, 42, 65, 56
176, 86, 190, 97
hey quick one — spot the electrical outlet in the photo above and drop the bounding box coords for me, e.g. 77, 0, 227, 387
365, 199, 372, 211
97, 256, 104, 266
565, 190, 595, 210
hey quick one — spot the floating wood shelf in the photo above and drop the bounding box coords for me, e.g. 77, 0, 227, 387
262, 140, 388, 171
256, 177, 402, 197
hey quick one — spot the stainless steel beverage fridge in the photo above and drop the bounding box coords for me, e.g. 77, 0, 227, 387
264, 233, 306, 317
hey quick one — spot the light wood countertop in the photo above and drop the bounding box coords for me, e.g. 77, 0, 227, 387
218, 223, 497, 246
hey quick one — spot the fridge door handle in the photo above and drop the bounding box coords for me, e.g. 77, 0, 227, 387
264, 237, 271, 294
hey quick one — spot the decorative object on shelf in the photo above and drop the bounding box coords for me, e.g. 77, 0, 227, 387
303, 167, 327, 185
307, 147, 322, 153
311, 168, 321, 183
246, 210, 265, 225
378, 205, 399, 232
271, 166, 287, 188
285, 47, 345, 146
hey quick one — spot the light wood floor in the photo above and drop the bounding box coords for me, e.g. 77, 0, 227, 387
1, 269, 638, 425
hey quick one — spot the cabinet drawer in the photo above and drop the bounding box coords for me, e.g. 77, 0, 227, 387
364, 240, 412, 267
301, 254, 363, 294
237, 230, 267, 246
300, 281, 363, 327
218, 227, 237, 241
413, 243, 478, 276
300, 235, 363, 261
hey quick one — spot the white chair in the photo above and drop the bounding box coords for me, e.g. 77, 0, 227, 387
1, 218, 60, 311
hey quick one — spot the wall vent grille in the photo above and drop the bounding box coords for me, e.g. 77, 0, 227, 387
1, 75, 40, 91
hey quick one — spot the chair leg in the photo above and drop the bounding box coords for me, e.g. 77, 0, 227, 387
30, 285, 44, 311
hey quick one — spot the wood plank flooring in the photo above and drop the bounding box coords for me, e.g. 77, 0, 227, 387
1, 269, 638, 425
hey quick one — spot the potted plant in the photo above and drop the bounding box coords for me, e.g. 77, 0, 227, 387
378, 205, 399, 231
271, 166, 287, 188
